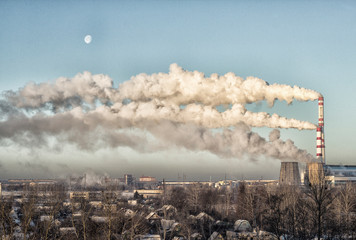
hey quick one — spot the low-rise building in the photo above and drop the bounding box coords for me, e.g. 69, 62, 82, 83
135, 189, 163, 198
69, 191, 89, 201
140, 176, 157, 182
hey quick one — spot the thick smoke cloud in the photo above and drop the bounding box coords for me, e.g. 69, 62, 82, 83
143, 121, 313, 162
6, 64, 318, 130
5, 72, 115, 109
0, 64, 319, 162
119, 64, 320, 106
109, 101, 315, 130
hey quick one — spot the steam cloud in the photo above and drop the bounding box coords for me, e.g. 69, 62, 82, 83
0, 64, 319, 162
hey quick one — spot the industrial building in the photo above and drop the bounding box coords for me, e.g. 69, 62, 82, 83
305, 162, 325, 185
301, 96, 327, 185
314, 96, 356, 185
278, 96, 326, 186
279, 162, 301, 185
139, 176, 157, 182
277, 96, 356, 186
325, 165, 356, 185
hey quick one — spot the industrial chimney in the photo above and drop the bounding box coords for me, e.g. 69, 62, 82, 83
279, 162, 301, 185
316, 127, 322, 158
317, 96, 325, 163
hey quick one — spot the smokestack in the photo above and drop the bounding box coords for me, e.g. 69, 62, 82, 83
317, 96, 325, 163
279, 162, 301, 185
318, 97, 324, 127
316, 127, 322, 158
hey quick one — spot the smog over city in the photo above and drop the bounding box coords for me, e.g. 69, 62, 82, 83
1, 1, 356, 239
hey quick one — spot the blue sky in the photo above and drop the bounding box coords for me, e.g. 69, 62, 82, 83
0, 0, 355, 180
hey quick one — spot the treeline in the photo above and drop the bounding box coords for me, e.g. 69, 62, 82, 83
165, 180, 356, 239
0, 190, 151, 240
0, 179, 355, 239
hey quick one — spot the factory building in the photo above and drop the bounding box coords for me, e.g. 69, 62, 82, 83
326, 165, 356, 177
296, 96, 327, 186
278, 96, 356, 186
139, 176, 157, 182
325, 165, 356, 185
137, 175, 158, 189
301, 96, 326, 185
303, 96, 356, 186
124, 174, 134, 186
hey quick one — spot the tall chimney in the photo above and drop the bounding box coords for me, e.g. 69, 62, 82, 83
318, 96, 324, 127
317, 96, 325, 163
316, 127, 322, 159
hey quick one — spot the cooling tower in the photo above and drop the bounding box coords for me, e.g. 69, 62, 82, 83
279, 162, 301, 185
306, 162, 325, 185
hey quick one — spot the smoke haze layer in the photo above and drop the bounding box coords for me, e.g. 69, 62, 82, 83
0, 64, 319, 162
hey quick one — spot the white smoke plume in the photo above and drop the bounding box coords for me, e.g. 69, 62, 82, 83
5, 64, 318, 130
0, 111, 314, 162
143, 121, 314, 162
109, 101, 316, 130
67, 171, 111, 188
0, 64, 319, 162
119, 63, 320, 106
5, 72, 115, 109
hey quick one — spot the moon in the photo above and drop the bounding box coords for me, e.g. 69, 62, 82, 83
84, 35, 92, 44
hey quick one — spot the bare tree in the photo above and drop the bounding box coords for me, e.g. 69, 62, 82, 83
37, 185, 66, 240
199, 187, 219, 216
0, 196, 15, 239
294, 196, 314, 239
236, 181, 250, 220
70, 197, 93, 240
176, 212, 194, 240
101, 190, 120, 240
331, 182, 356, 238
221, 186, 234, 220
186, 184, 201, 214
264, 189, 285, 237
167, 187, 187, 212
280, 185, 301, 239
305, 173, 335, 240
125, 209, 149, 240
236, 183, 267, 229
20, 188, 37, 240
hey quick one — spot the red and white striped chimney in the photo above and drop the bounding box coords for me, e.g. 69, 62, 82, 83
318, 97, 324, 127
316, 127, 322, 158
317, 96, 325, 163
